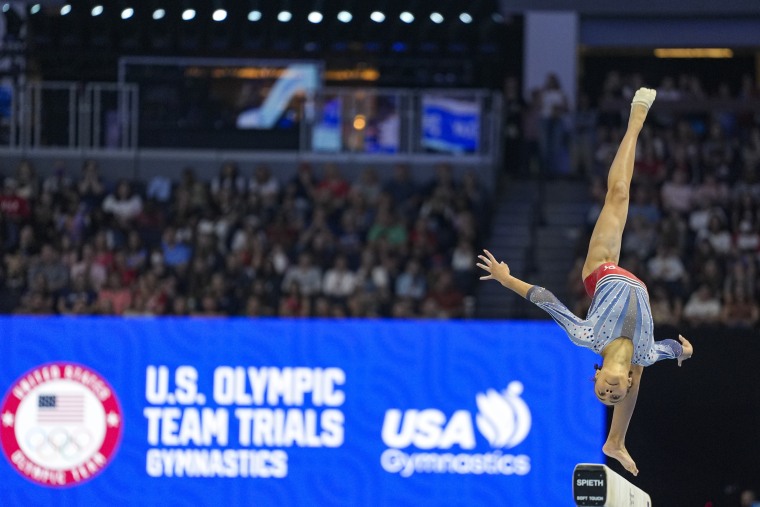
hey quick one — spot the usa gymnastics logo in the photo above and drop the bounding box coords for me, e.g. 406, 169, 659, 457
0, 363, 123, 487
380, 381, 532, 477
475, 382, 532, 449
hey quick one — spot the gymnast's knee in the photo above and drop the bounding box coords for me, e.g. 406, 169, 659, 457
606, 180, 630, 204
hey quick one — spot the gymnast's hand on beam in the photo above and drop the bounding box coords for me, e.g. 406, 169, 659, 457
677, 335, 693, 367
476, 249, 511, 285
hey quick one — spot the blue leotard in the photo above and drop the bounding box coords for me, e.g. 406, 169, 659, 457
526, 268, 682, 366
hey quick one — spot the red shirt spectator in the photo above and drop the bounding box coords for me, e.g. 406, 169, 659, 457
0, 179, 31, 220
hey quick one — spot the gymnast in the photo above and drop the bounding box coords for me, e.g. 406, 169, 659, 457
477, 88, 693, 476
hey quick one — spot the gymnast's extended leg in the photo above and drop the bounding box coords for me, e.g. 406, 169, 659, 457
603, 365, 643, 475
581, 89, 655, 279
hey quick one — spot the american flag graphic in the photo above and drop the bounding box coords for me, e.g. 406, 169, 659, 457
37, 394, 85, 424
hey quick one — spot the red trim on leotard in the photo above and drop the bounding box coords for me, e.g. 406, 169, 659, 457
583, 262, 646, 297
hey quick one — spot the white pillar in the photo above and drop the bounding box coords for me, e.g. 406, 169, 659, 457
524, 11, 578, 109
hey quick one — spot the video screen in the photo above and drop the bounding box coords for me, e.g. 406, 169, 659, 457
421, 95, 481, 154
121, 59, 321, 149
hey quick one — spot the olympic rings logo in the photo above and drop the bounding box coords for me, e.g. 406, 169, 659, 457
24, 427, 93, 462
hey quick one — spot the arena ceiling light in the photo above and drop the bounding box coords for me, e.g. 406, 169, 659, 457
60, 4, 71, 15
308, 11, 323, 23
430, 12, 443, 24
152, 8, 165, 20
491, 13, 504, 23
91, 5, 104, 16
370, 11, 385, 23
399, 11, 414, 23
212, 9, 227, 21
1, 4, 8, 13
30, 4, 40, 15
459, 12, 473, 24
277, 10, 292, 22
182, 8, 196, 21
121, 7, 134, 20
337, 10, 352, 23
247, 10, 262, 21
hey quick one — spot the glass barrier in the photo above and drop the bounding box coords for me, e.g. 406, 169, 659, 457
0, 81, 501, 163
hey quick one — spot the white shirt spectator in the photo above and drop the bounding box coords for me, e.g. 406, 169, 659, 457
281, 255, 322, 296
322, 267, 357, 298
647, 249, 686, 282
683, 287, 722, 323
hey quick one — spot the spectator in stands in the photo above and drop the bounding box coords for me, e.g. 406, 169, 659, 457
451, 238, 477, 294
97, 271, 132, 316
77, 159, 106, 210
288, 162, 317, 213
424, 163, 457, 197
538, 73, 569, 174
395, 258, 427, 302
425, 268, 464, 318
210, 160, 246, 199
693, 257, 724, 294
633, 142, 666, 184
660, 168, 693, 215
682, 284, 722, 327
103, 179, 143, 228
28, 244, 68, 293
367, 208, 407, 250
649, 285, 682, 330
161, 225, 192, 270
315, 163, 350, 209
622, 215, 658, 261
70, 243, 107, 291
699, 214, 733, 256
57, 273, 96, 315
16, 272, 54, 315
249, 164, 280, 207
0, 251, 27, 312
351, 167, 383, 207
721, 285, 759, 328
281, 252, 322, 297
279, 281, 310, 317
42, 160, 73, 198
175, 167, 209, 214
647, 245, 689, 297
0, 178, 31, 247
146, 174, 172, 208
628, 185, 661, 225
14, 160, 39, 202
384, 163, 419, 217
322, 255, 357, 303
656, 76, 681, 101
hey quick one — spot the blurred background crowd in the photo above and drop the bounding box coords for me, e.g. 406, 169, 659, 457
0, 157, 488, 319
2, 69, 760, 331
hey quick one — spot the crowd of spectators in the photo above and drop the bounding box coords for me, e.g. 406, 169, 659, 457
4, 69, 760, 327
559, 71, 760, 330
0, 159, 489, 318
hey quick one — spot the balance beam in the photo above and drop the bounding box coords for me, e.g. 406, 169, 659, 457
573, 463, 652, 507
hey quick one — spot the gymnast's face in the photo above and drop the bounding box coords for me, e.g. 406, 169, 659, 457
593, 370, 631, 406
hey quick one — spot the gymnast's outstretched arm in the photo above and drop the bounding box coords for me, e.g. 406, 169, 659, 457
603, 364, 643, 476
476, 249, 533, 297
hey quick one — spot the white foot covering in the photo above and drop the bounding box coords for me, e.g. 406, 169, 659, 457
631, 87, 656, 110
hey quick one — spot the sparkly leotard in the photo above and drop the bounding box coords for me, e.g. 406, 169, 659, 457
526, 263, 683, 366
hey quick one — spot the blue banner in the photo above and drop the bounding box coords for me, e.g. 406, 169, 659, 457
0, 318, 603, 506
421, 96, 481, 153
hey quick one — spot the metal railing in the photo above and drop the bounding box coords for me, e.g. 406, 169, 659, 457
2, 81, 139, 151
0, 81, 502, 169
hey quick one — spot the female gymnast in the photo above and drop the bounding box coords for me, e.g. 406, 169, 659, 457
476, 88, 693, 476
